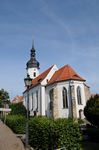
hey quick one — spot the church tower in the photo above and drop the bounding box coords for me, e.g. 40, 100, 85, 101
26, 43, 40, 79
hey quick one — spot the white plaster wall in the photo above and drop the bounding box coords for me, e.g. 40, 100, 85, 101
41, 65, 58, 86
23, 96, 26, 107
40, 86, 46, 116
24, 65, 58, 117
74, 81, 86, 118
27, 68, 39, 79
23, 85, 41, 116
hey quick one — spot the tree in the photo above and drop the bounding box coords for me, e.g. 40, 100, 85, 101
0, 89, 10, 107
84, 94, 99, 127
10, 102, 27, 116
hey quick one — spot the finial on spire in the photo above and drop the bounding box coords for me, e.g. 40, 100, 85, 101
32, 38, 34, 49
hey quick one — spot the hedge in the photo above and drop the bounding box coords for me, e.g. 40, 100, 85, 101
29, 117, 83, 150
5, 115, 26, 134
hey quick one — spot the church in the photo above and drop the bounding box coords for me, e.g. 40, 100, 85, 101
23, 45, 90, 119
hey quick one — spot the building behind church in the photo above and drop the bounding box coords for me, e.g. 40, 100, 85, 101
23, 45, 91, 119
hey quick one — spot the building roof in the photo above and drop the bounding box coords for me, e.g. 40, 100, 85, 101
48, 65, 85, 85
12, 96, 24, 104
91, 94, 99, 98
31, 65, 54, 87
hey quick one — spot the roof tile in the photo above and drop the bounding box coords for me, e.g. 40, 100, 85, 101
31, 65, 54, 87
48, 65, 85, 85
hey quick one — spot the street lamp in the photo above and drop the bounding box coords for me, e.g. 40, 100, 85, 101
24, 74, 32, 147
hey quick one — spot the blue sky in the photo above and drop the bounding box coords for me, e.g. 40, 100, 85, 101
0, 0, 99, 99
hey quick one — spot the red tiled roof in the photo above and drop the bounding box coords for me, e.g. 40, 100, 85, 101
91, 94, 99, 98
12, 96, 24, 104
48, 65, 85, 85
31, 65, 54, 87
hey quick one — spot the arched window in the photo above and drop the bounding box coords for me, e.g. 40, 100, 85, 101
36, 91, 38, 111
77, 86, 82, 105
62, 87, 68, 108
49, 89, 54, 110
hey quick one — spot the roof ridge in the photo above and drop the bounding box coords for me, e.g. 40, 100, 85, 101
56, 65, 67, 81
31, 65, 55, 87
66, 65, 72, 79
32, 65, 54, 81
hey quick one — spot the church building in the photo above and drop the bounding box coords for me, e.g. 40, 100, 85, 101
23, 45, 90, 119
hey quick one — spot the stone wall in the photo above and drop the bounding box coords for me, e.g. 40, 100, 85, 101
84, 84, 91, 102
53, 88, 59, 119
71, 85, 77, 119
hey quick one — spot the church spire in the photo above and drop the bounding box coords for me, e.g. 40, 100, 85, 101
32, 39, 34, 49
26, 41, 40, 79
26, 42, 40, 70
31, 42, 36, 59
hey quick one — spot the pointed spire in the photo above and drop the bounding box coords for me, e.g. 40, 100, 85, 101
31, 39, 35, 58
32, 39, 34, 49
26, 40, 40, 69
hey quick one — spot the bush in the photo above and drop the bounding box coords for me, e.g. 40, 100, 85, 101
10, 103, 27, 116
29, 117, 82, 150
29, 117, 50, 150
84, 94, 99, 127
5, 115, 26, 134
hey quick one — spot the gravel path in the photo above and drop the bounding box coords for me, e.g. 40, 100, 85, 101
0, 121, 25, 150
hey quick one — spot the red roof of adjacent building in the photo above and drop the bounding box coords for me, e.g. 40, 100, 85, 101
31, 65, 54, 87
12, 96, 24, 104
91, 94, 99, 98
48, 65, 85, 85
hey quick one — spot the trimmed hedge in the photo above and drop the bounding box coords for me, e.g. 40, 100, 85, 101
29, 117, 83, 150
5, 115, 26, 134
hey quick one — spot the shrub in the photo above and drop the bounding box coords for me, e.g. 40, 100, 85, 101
5, 115, 26, 134
29, 117, 82, 150
29, 117, 50, 150
10, 103, 27, 116
84, 94, 99, 127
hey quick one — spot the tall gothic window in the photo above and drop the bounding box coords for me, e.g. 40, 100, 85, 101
31, 93, 33, 110
77, 86, 82, 105
62, 87, 68, 108
49, 89, 54, 110
36, 91, 38, 111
